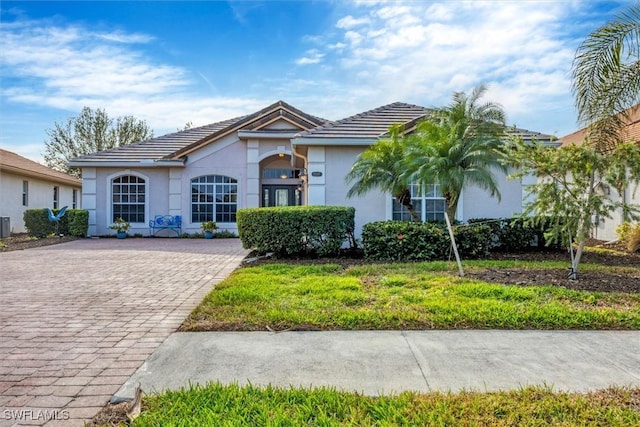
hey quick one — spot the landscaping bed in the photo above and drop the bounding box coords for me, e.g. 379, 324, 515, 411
0, 233, 79, 252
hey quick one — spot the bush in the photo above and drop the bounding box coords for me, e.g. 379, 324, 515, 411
362, 221, 492, 261
617, 222, 640, 253
24, 208, 88, 237
237, 206, 355, 256
468, 217, 560, 252
66, 209, 89, 237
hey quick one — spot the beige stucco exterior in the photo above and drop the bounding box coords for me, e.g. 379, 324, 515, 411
75, 101, 547, 238
0, 170, 81, 234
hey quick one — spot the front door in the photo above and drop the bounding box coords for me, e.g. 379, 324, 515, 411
262, 185, 299, 207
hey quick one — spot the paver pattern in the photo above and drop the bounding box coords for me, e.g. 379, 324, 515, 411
0, 238, 248, 426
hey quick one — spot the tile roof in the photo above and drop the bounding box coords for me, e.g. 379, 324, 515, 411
296, 102, 432, 140
0, 149, 81, 186
69, 116, 247, 164
560, 104, 640, 148
69, 101, 327, 164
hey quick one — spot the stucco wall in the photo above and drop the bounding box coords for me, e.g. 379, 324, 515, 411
88, 168, 169, 236
0, 171, 80, 234
182, 135, 248, 234
592, 181, 640, 241
324, 146, 386, 236
461, 168, 524, 221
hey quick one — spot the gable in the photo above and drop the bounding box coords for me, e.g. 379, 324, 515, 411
68, 101, 325, 168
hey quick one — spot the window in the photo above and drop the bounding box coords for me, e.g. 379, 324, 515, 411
22, 181, 28, 206
112, 175, 146, 222
191, 175, 238, 223
392, 183, 446, 222
53, 186, 59, 209
262, 168, 302, 179
72, 189, 78, 209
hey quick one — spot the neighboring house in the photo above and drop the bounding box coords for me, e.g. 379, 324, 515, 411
68, 100, 555, 237
559, 105, 640, 241
0, 149, 82, 234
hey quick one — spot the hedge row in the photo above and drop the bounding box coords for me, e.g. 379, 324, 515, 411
23, 208, 89, 237
362, 221, 493, 261
362, 217, 563, 261
237, 206, 355, 256
467, 217, 561, 252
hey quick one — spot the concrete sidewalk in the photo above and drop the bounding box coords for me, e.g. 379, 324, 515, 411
115, 330, 640, 400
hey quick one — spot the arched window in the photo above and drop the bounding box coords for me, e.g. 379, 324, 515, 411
112, 175, 146, 223
191, 175, 238, 223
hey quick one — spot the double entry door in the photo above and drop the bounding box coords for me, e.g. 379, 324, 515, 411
262, 185, 300, 207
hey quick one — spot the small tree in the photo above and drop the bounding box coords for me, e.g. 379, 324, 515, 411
508, 139, 640, 279
404, 85, 508, 220
44, 107, 153, 177
346, 125, 421, 222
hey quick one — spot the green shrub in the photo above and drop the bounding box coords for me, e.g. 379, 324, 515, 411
237, 206, 355, 256
362, 221, 492, 261
24, 208, 88, 237
362, 221, 447, 261
66, 209, 89, 237
468, 217, 561, 252
23, 209, 52, 237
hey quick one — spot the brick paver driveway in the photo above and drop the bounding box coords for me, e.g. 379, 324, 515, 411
0, 238, 248, 426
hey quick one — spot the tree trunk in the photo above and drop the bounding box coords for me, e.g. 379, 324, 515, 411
396, 188, 422, 222
570, 171, 597, 280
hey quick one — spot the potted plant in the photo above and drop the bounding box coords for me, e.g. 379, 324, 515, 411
200, 220, 218, 239
109, 217, 131, 239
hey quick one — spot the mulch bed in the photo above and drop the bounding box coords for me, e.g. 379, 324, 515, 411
0, 233, 80, 252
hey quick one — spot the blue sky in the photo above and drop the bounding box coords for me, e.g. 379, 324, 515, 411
0, 0, 628, 163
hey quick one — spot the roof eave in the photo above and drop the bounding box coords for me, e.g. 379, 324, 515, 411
292, 137, 378, 146
67, 159, 186, 168
1, 164, 81, 186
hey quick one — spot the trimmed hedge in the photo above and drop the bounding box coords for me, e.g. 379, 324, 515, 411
23, 208, 89, 237
237, 206, 355, 256
468, 217, 560, 252
362, 221, 492, 261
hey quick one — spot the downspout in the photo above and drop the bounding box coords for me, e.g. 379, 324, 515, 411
291, 143, 308, 205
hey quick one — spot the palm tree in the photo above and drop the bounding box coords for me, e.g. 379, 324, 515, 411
346, 125, 421, 222
572, 3, 640, 150
404, 85, 508, 220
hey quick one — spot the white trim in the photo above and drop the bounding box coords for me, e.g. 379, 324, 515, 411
257, 149, 293, 163
187, 173, 240, 226
106, 170, 150, 229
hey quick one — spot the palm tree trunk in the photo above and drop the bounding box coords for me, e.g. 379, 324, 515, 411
396, 188, 422, 222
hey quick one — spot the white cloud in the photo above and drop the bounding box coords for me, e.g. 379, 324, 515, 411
308, 0, 593, 134
295, 49, 325, 65
336, 15, 371, 29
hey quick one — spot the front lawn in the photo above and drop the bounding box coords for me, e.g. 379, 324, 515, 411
181, 261, 640, 331
113, 383, 640, 426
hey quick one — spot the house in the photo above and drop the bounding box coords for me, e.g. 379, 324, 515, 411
559, 105, 640, 241
0, 149, 82, 234
68, 101, 555, 237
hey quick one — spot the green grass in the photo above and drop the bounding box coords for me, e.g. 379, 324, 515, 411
182, 261, 640, 331
127, 383, 640, 426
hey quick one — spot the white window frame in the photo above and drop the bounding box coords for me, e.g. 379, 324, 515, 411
190, 175, 238, 224
391, 183, 447, 222
106, 171, 149, 226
